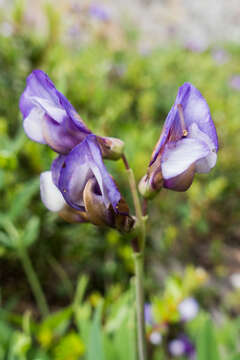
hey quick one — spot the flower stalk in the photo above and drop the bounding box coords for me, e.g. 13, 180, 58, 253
122, 154, 147, 360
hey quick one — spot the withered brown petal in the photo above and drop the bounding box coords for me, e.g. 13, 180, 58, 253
59, 205, 88, 223
83, 177, 113, 226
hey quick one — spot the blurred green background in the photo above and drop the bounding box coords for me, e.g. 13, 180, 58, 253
1, 1, 240, 359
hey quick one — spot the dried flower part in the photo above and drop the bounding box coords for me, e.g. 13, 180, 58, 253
59, 206, 88, 224
83, 178, 134, 232
20, 70, 124, 160
139, 83, 218, 197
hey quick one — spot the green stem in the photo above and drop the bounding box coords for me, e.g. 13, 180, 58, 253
17, 241, 49, 317
122, 154, 147, 360
133, 252, 147, 360
121, 154, 146, 251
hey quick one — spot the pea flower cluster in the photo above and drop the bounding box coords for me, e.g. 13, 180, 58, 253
20, 70, 133, 232
20, 71, 218, 233
139, 82, 218, 197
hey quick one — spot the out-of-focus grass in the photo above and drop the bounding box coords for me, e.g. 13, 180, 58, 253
1, 2, 240, 359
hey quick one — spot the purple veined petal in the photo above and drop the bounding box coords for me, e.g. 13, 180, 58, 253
29, 96, 66, 124
51, 155, 67, 187
150, 83, 218, 165
178, 83, 218, 150
20, 70, 69, 121
42, 115, 88, 154
161, 137, 209, 180
20, 69, 91, 149
40, 171, 66, 212
58, 134, 121, 212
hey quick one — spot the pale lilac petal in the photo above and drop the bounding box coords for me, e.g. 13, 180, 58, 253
58, 135, 121, 212
188, 123, 217, 173
40, 171, 66, 212
161, 138, 209, 180
23, 107, 46, 144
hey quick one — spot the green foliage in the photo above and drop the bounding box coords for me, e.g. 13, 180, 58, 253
196, 317, 220, 360
1, 1, 240, 359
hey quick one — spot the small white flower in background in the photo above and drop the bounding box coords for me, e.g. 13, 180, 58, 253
178, 297, 199, 322
230, 273, 240, 289
169, 339, 185, 356
149, 331, 162, 345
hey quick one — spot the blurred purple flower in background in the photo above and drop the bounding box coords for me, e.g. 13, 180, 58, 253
20, 70, 124, 159
169, 335, 195, 359
178, 297, 199, 322
184, 40, 208, 53
139, 83, 218, 197
144, 303, 154, 326
212, 48, 230, 65
229, 75, 240, 91
89, 4, 110, 21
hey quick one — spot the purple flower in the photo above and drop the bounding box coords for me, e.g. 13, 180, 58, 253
178, 297, 199, 322
41, 134, 133, 231
144, 303, 154, 326
229, 75, 240, 91
20, 70, 124, 159
139, 83, 218, 196
184, 39, 208, 53
169, 335, 195, 358
89, 4, 110, 21
212, 49, 230, 65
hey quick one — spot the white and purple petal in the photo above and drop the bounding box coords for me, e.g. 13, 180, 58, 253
40, 171, 66, 212
161, 138, 209, 180
20, 70, 91, 152
57, 134, 121, 212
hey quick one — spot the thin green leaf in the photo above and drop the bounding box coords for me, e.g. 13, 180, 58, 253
21, 216, 40, 248
196, 317, 221, 360
0, 231, 13, 248
87, 302, 105, 360
9, 178, 39, 222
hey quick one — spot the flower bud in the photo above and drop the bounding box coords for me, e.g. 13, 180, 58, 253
138, 172, 163, 199
97, 136, 125, 160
